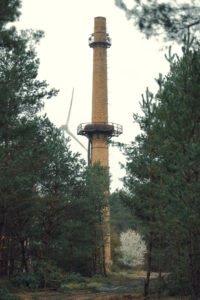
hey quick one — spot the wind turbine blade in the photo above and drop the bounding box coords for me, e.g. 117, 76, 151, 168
65, 127, 87, 152
66, 88, 74, 125
60, 88, 87, 152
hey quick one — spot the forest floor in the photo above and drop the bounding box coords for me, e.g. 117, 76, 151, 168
2, 271, 185, 300
16, 271, 150, 299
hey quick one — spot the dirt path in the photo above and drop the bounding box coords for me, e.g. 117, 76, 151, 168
18, 291, 142, 300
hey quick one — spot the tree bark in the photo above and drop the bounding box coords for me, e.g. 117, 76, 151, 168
144, 205, 153, 299
20, 239, 29, 273
157, 217, 162, 299
144, 129, 153, 299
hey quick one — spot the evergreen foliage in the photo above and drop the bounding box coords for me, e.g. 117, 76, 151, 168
0, 0, 110, 283
110, 191, 135, 234
119, 36, 200, 299
115, 0, 200, 43
84, 162, 110, 275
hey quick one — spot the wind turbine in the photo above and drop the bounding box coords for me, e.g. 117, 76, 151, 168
60, 88, 88, 152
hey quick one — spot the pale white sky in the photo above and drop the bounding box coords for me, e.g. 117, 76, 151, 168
15, 0, 171, 191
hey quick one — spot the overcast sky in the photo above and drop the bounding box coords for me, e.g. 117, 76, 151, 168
15, 0, 171, 191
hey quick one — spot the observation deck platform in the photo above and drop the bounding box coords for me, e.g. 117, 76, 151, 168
77, 122, 123, 138
88, 33, 111, 48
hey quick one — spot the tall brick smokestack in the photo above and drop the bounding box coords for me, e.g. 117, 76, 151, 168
91, 17, 110, 272
91, 17, 109, 171
77, 17, 122, 273
92, 17, 108, 123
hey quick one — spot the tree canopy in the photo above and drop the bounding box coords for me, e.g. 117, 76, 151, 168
115, 0, 200, 43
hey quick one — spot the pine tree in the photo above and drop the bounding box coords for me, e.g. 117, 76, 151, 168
0, 2, 58, 275
153, 39, 200, 299
119, 36, 200, 298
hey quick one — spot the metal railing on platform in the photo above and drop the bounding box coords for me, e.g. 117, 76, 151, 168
77, 122, 123, 137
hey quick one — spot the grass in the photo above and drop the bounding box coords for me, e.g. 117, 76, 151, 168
109, 270, 158, 279
60, 281, 104, 292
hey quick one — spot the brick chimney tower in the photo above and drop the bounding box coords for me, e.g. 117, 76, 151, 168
77, 17, 122, 272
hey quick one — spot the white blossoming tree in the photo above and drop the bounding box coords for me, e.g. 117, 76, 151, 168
117, 229, 147, 267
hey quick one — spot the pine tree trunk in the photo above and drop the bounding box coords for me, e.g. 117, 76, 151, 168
69, 239, 73, 273
0, 208, 6, 275
192, 113, 200, 298
157, 217, 162, 299
40, 186, 57, 264
0, 139, 9, 275
20, 239, 29, 273
8, 237, 15, 276
100, 225, 106, 277
9, 258, 15, 277
144, 129, 153, 299
144, 205, 153, 299
41, 233, 49, 260
93, 224, 97, 274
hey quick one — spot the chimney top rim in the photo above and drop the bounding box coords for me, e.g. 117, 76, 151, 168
95, 16, 106, 19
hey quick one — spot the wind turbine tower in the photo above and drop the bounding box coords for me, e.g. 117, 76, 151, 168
77, 17, 122, 271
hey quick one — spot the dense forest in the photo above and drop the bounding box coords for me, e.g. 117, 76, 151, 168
0, 0, 111, 282
1, 1, 200, 300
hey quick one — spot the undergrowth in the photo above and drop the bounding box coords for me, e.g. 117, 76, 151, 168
0, 287, 22, 300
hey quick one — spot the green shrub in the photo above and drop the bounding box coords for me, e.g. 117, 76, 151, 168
91, 274, 103, 280
63, 272, 86, 283
11, 267, 63, 290
0, 288, 22, 300
44, 270, 62, 289
159, 274, 191, 297
10, 273, 40, 289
